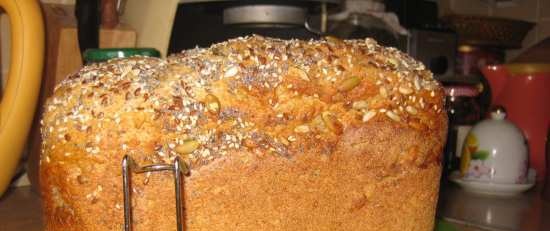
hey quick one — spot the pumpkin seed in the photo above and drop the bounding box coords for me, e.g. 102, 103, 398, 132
133, 113, 145, 129
288, 66, 310, 81
205, 94, 220, 113
387, 58, 399, 68
321, 111, 343, 135
175, 140, 200, 154
338, 76, 361, 92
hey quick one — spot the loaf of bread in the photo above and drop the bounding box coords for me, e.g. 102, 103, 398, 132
40, 35, 447, 231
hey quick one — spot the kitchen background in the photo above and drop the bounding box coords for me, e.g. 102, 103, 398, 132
2, 0, 550, 81
0, 0, 549, 231
440, 0, 550, 60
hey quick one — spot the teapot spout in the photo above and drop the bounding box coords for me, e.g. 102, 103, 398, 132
481, 65, 509, 105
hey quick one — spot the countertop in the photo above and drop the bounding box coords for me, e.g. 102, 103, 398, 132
438, 182, 550, 231
1, 184, 549, 231
0, 187, 42, 231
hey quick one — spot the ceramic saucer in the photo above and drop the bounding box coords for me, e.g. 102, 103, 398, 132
449, 169, 536, 197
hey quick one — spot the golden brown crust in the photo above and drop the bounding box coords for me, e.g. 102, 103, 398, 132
40, 35, 447, 231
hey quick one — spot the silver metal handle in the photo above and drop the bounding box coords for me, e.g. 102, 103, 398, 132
122, 155, 189, 231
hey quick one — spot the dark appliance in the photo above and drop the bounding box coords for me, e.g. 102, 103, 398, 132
407, 29, 457, 80
168, 0, 340, 53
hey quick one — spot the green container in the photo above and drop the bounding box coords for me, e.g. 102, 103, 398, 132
83, 48, 161, 64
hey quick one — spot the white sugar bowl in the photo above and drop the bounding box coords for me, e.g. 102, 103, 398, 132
460, 107, 528, 184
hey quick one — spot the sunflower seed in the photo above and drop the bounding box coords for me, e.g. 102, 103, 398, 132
362, 110, 377, 122
352, 100, 369, 110
385, 111, 401, 122
294, 125, 310, 133
398, 86, 413, 95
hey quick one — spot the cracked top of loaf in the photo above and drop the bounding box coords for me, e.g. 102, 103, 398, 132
41, 35, 445, 170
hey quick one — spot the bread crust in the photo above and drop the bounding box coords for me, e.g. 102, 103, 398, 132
40, 36, 447, 231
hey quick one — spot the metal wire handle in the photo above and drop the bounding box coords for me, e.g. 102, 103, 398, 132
122, 155, 189, 231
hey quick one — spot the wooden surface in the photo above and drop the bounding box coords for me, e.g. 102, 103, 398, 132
0, 187, 41, 231
25, 3, 137, 192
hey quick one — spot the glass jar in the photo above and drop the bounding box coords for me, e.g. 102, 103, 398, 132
443, 84, 481, 177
